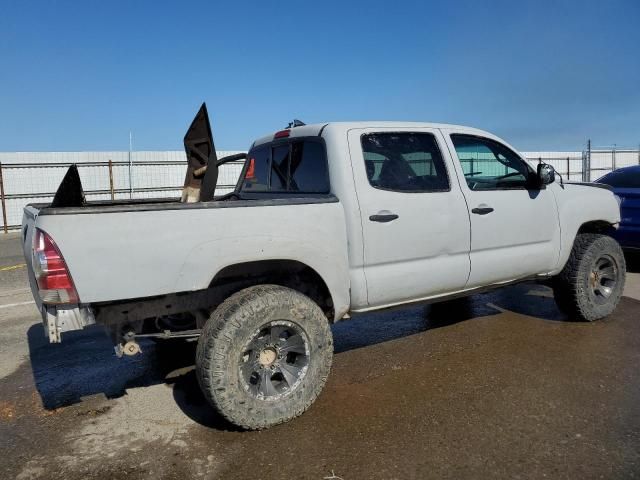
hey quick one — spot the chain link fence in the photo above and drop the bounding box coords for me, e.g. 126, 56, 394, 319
0, 151, 244, 232
520, 151, 584, 181
584, 144, 640, 181
1, 145, 639, 233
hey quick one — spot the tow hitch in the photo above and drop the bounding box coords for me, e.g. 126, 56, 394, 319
114, 329, 201, 357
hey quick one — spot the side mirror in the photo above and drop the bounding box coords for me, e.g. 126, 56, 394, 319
537, 163, 556, 185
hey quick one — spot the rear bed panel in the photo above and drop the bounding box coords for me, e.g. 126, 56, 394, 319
31, 197, 350, 320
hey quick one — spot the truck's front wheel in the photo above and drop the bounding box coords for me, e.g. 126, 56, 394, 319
195, 285, 333, 430
552, 233, 626, 321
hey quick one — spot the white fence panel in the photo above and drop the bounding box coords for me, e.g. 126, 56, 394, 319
2, 146, 639, 232
0, 151, 243, 230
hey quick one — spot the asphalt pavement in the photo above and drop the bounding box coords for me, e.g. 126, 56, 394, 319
1, 232, 639, 479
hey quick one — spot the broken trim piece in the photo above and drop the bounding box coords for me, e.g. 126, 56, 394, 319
182, 103, 218, 203
51, 164, 86, 208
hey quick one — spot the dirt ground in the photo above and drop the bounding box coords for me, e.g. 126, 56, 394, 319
1, 232, 639, 479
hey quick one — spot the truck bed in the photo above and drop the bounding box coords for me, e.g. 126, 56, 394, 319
22, 194, 350, 318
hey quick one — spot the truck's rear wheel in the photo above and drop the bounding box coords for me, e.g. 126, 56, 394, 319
552, 233, 626, 321
195, 285, 333, 430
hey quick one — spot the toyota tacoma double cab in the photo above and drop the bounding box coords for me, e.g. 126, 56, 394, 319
22, 105, 626, 429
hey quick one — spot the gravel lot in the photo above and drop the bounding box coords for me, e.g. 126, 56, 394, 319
1, 232, 639, 479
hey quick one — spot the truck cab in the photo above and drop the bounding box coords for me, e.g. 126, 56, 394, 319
245, 122, 619, 312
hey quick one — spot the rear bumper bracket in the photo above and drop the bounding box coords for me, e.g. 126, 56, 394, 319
43, 305, 96, 343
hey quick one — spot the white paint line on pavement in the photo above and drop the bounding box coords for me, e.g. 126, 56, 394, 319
0, 287, 31, 297
0, 300, 34, 309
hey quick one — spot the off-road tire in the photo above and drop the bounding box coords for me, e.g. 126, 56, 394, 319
552, 233, 626, 321
195, 285, 333, 430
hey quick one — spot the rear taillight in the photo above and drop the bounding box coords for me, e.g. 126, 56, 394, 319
33, 228, 79, 304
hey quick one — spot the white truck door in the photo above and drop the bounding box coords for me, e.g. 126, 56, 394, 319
442, 131, 561, 287
347, 128, 471, 308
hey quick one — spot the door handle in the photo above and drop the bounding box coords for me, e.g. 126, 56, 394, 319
471, 206, 494, 215
369, 212, 399, 223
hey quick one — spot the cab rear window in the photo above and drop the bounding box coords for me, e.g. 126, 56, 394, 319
242, 145, 270, 191
241, 139, 330, 193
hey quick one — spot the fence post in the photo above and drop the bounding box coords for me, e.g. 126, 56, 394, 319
612, 144, 616, 171
585, 139, 591, 182
566, 157, 570, 179
0, 162, 7, 233
108, 160, 115, 200
128, 132, 133, 199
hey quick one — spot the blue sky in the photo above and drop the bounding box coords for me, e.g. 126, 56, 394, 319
0, 0, 638, 152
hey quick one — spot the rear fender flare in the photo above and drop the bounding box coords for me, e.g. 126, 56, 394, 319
175, 234, 350, 321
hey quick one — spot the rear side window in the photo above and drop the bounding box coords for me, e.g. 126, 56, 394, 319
598, 169, 640, 188
361, 132, 450, 192
241, 139, 330, 194
290, 141, 329, 192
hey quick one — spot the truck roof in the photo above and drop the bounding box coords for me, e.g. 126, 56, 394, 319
251, 122, 497, 149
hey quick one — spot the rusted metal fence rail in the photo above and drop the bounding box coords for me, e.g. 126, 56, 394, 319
585, 147, 640, 181
0, 158, 244, 232
528, 155, 585, 181
1, 146, 639, 233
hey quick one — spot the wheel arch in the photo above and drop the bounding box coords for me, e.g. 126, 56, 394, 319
577, 220, 617, 235
209, 259, 337, 321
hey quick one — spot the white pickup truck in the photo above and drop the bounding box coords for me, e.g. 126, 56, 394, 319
22, 107, 626, 429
